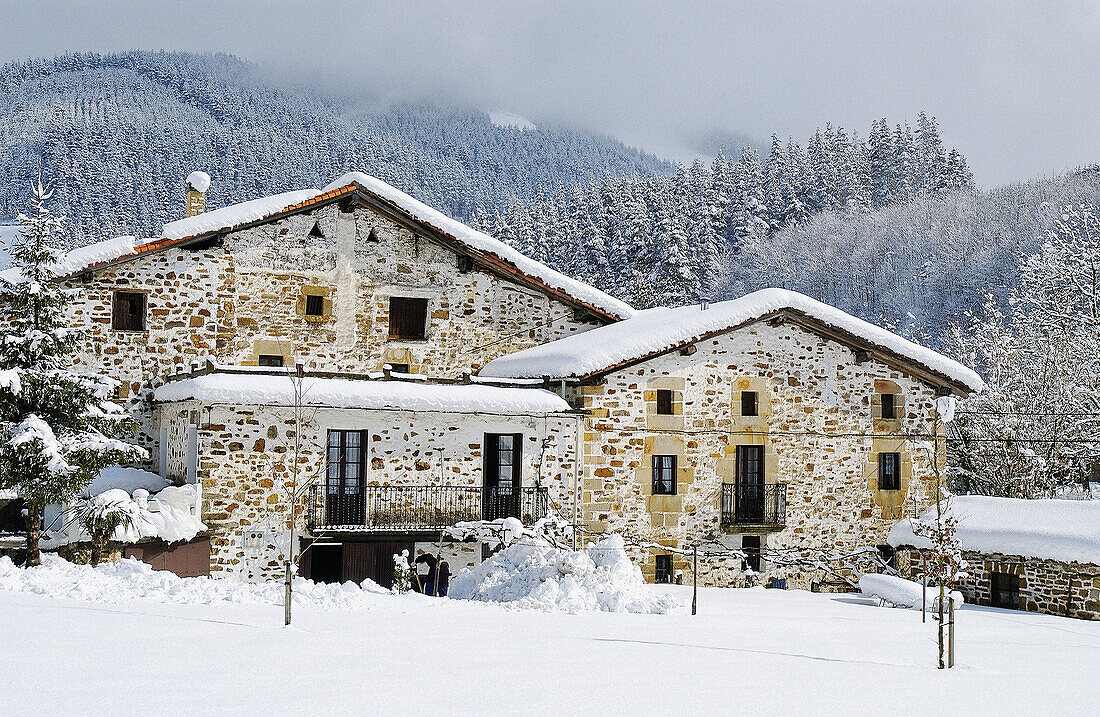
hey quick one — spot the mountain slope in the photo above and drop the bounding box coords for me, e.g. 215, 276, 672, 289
0, 51, 669, 244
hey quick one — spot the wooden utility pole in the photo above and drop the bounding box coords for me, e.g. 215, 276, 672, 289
692, 545, 698, 616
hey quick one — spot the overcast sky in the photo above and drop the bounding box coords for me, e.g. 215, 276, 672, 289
2, 1, 1097, 186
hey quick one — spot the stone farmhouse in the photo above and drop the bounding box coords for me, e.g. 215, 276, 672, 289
20, 171, 983, 588
890, 496, 1100, 621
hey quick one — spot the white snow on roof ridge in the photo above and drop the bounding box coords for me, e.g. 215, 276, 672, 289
154, 371, 572, 415
479, 288, 984, 392
323, 172, 634, 319
161, 188, 321, 241
888, 495, 1100, 565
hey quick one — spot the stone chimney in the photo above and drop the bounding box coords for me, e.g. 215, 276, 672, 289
185, 171, 211, 217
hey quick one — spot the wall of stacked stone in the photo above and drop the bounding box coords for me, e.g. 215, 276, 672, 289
897, 547, 1100, 621
576, 320, 946, 587
161, 398, 576, 580
64, 201, 604, 473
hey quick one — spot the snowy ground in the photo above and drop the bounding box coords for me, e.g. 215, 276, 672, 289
1, 572, 1097, 716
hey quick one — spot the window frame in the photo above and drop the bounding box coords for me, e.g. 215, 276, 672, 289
990, 571, 1020, 609
304, 293, 325, 317
388, 296, 429, 340
655, 389, 674, 416
325, 430, 367, 494
257, 354, 284, 368
741, 390, 759, 417
111, 290, 147, 332
654, 554, 673, 584
484, 433, 523, 490
878, 452, 902, 491
881, 392, 897, 420
742, 535, 762, 573
652, 454, 677, 495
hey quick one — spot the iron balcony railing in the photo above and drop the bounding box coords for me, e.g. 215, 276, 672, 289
308, 484, 550, 531
720, 483, 787, 527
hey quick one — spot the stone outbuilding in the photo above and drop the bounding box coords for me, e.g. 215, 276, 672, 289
890, 495, 1100, 620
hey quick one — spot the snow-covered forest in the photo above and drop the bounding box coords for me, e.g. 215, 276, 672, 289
0, 51, 668, 243
475, 114, 974, 312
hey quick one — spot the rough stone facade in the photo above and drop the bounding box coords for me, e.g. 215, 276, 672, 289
63, 200, 602, 464
156, 397, 576, 580
573, 319, 947, 587
897, 547, 1100, 621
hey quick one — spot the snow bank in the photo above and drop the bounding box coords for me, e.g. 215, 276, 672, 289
888, 495, 1100, 565
480, 288, 984, 392
860, 573, 962, 611
154, 371, 572, 415
323, 172, 634, 319
448, 535, 678, 613
86, 465, 166, 495
0, 554, 388, 609
43, 483, 205, 548
186, 170, 211, 193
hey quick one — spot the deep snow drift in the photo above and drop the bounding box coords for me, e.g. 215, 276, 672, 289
860, 573, 963, 611
448, 535, 678, 613
0, 555, 386, 609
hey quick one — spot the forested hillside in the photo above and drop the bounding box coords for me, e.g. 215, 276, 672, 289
477, 115, 974, 313
0, 51, 668, 244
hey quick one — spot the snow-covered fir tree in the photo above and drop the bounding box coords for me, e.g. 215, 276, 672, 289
0, 179, 144, 565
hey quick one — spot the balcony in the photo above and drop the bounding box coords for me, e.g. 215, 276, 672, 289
720, 483, 787, 529
307, 484, 550, 531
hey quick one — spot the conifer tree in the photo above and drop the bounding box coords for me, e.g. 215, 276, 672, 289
0, 179, 144, 566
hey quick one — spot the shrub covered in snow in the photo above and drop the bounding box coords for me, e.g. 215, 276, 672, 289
448, 535, 678, 613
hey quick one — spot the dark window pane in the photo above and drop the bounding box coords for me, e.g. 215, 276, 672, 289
879, 452, 901, 490
741, 391, 758, 417
652, 455, 677, 495
881, 393, 896, 419
654, 554, 673, 584
112, 291, 146, 331
305, 294, 325, 316
742, 535, 762, 572
388, 296, 429, 339
258, 354, 283, 367
656, 389, 674, 415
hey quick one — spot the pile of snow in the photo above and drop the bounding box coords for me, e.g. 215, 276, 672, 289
185, 170, 211, 193
860, 573, 962, 611
489, 110, 536, 131
448, 535, 678, 613
154, 371, 571, 415
888, 495, 1100, 565
44, 483, 205, 548
161, 189, 319, 241
86, 465, 166, 495
0, 554, 388, 608
479, 288, 983, 392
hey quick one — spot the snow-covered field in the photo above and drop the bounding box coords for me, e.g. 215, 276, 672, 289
1, 563, 1097, 716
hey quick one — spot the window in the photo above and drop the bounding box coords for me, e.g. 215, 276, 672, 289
878, 452, 902, 491
388, 363, 410, 373
742, 535, 762, 573
655, 389, 674, 415
991, 571, 1020, 609
257, 355, 284, 367
305, 294, 325, 317
388, 296, 429, 340
111, 291, 146, 331
309, 222, 324, 238
881, 392, 897, 419
741, 390, 758, 417
654, 554, 673, 584
484, 433, 523, 520
652, 454, 677, 495
325, 430, 366, 525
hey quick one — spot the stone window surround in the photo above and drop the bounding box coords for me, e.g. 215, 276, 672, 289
376, 285, 442, 344
296, 284, 333, 324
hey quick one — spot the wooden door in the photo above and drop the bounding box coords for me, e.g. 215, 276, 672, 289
326, 430, 366, 526
483, 433, 523, 520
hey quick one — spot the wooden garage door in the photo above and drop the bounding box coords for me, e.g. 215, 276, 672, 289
123, 537, 211, 577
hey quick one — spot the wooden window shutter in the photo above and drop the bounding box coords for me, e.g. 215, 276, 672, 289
512, 432, 523, 488
483, 433, 499, 486
389, 297, 428, 339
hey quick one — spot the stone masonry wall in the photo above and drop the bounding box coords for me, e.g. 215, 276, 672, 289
64, 200, 603, 471
165, 398, 576, 580
577, 319, 946, 587
897, 547, 1100, 621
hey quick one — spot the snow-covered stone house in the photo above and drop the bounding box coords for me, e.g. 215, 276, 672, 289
18, 171, 982, 587
890, 496, 1100, 620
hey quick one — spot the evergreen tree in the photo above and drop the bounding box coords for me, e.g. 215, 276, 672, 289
0, 179, 144, 565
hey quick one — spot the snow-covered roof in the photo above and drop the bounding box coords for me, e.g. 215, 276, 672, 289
26, 172, 632, 320
888, 495, 1100, 565
479, 288, 984, 393
154, 371, 573, 415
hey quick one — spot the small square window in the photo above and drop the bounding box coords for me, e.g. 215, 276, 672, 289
878, 452, 902, 491
655, 389, 674, 415
389, 296, 429, 340
881, 393, 897, 419
991, 571, 1019, 609
654, 554, 673, 584
305, 294, 325, 317
258, 355, 284, 367
741, 391, 758, 417
652, 454, 677, 495
112, 291, 146, 332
